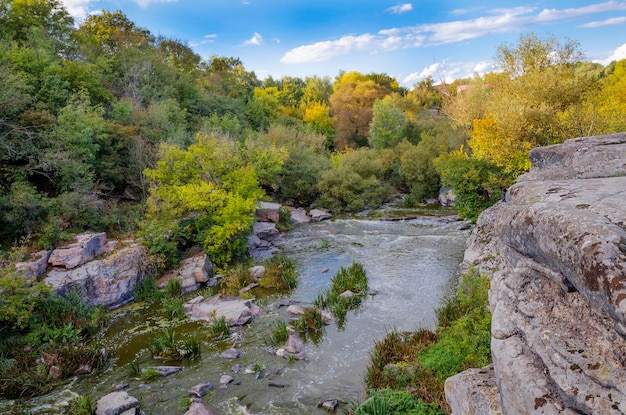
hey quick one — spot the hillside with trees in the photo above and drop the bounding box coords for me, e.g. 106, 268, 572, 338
1, 0, 626, 404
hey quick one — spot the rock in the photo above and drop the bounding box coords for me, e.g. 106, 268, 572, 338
438, 186, 456, 207
151, 366, 182, 376
309, 209, 332, 222
318, 399, 341, 412
44, 244, 145, 309
448, 134, 626, 414
445, 365, 502, 415
424, 198, 439, 205
283, 331, 305, 359
158, 254, 214, 293
111, 383, 129, 392
219, 374, 234, 385
256, 202, 281, 223
48, 365, 63, 380
184, 294, 262, 326
320, 310, 335, 325
74, 364, 92, 375
367, 289, 379, 296
286, 305, 305, 315
339, 290, 355, 298
290, 207, 311, 225
248, 265, 266, 279
231, 364, 244, 373
48, 232, 109, 269
184, 401, 216, 415
253, 222, 279, 239
268, 380, 287, 387
95, 391, 139, 415
220, 348, 241, 359
321, 268, 329, 273
239, 282, 259, 294
15, 249, 53, 278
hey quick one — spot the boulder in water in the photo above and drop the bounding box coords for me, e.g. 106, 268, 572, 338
184, 401, 216, 415
95, 391, 139, 415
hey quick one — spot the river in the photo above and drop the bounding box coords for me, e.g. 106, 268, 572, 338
1, 213, 468, 415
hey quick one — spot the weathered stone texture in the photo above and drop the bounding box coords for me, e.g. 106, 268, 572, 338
450, 134, 626, 414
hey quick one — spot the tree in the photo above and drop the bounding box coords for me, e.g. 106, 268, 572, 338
369, 96, 405, 149
142, 135, 267, 268
495, 33, 584, 78
330, 71, 388, 149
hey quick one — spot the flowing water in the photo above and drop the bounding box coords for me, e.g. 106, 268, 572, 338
2, 212, 468, 415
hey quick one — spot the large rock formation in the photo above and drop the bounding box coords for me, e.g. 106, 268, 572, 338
45, 244, 145, 309
446, 133, 626, 414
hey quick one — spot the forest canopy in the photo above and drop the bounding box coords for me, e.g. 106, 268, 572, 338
1, 0, 626, 255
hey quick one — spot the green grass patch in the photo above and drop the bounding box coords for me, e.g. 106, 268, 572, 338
265, 320, 289, 346
312, 262, 369, 326
208, 316, 231, 340
291, 307, 324, 332
259, 254, 299, 290
352, 389, 445, 415
149, 330, 201, 361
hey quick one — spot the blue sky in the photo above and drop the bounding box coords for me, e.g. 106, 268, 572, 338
62, 0, 626, 87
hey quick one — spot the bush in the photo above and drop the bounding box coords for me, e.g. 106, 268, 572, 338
313, 262, 369, 326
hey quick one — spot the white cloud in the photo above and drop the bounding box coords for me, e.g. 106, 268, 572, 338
282, 2, 626, 65
60, 0, 91, 21
387, 4, 413, 14
190, 34, 217, 47
402, 59, 498, 87
595, 43, 626, 65
579, 16, 626, 27
536, 1, 626, 21
281, 34, 378, 63
243, 32, 264, 46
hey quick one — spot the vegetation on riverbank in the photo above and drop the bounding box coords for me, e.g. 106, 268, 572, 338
356, 267, 491, 413
0, 253, 107, 397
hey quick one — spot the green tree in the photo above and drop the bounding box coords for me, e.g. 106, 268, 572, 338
369, 96, 406, 149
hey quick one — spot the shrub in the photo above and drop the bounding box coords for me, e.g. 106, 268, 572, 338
162, 297, 185, 320
291, 307, 324, 332
149, 330, 201, 361
313, 262, 369, 326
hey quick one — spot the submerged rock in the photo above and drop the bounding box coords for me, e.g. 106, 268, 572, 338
220, 348, 241, 359
184, 401, 216, 415
95, 391, 139, 415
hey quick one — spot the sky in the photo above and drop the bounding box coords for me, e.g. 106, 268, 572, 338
61, 0, 626, 87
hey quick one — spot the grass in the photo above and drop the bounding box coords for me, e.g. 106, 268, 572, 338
149, 330, 201, 361
67, 395, 95, 415
312, 262, 369, 326
265, 320, 289, 346
0, 290, 108, 398
140, 367, 160, 381
220, 264, 255, 296
291, 307, 325, 332
208, 316, 231, 340
259, 254, 299, 290
162, 297, 185, 319
360, 268, 491, 412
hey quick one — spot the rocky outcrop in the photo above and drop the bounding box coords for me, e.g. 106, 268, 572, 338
157, 254, 216, 293
95, 391, 139, 415
45, 244, 145, 309
48, 232, 116, 269
184, 294, 262, 325
447, 133, 626, 414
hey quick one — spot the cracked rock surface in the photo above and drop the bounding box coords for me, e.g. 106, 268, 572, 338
446, 133, 626, 414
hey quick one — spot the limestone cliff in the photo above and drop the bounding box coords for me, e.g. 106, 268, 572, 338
446, 133, 626, 414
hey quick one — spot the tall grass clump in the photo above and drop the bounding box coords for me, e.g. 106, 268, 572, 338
313, 262, 369, 326
361, 268, 491, 412
265, 320, 289, 346
291, 307, 325, 332
259, 254, 299, 290
352, 389, 444, 415
208, 316, 231, 340
220, 264, 256, 295
149, 330, 201, 361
